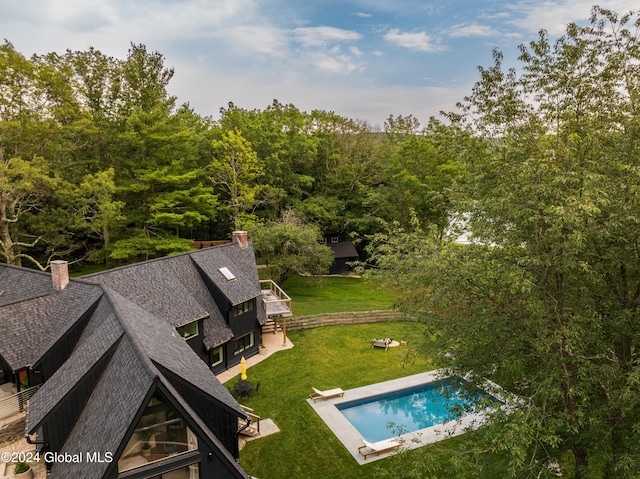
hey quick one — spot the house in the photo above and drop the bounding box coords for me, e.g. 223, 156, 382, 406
321, 234, 359, 275
0, 231, 286, 478
83, 231, 269, 375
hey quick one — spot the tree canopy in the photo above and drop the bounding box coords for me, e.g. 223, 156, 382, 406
368, 7, 640, 479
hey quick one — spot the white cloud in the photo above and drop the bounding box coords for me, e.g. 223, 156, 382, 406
350, 46, 364, 56
305, 51, 365, 73
383, 29, 441, 52
507, 0, 636, 35
225, 25, 289, 56
292, 26, 363, 47
355, 12, 373, 18
449, 23, 499, 38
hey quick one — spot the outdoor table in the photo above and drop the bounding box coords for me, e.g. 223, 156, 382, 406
233, 380, 255, 398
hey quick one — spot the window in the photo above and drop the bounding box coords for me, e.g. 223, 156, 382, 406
234, 332, 255, 355
231, 299, 255, 317
320, 238, 327, 244
331, 237, 339, 243
210, 347, 224, 367
118, 391, 198, 474
218, 267, 236, 282
176, 321, 198, 340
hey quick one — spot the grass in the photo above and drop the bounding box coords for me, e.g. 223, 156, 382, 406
281, 275, 398, 316
232, 321, 439, 479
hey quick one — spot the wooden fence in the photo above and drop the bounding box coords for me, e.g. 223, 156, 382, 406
286, 310, 402, 331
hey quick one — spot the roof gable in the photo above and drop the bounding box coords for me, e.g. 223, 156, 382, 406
28, 296, 125, 430
190, 242, 261, 306
106, 288, 244, 416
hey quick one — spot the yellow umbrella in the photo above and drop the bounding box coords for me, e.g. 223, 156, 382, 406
240, 356, 247, 381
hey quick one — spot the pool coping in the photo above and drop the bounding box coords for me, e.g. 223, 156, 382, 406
306, 370, 501, 465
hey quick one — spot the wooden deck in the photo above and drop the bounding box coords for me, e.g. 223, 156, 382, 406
261, 290, 292, 318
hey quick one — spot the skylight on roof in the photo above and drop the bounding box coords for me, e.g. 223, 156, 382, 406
219, 267, 236, 282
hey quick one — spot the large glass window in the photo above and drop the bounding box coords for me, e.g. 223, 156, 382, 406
210, 346, 224, 367
233, 332, 255, 355
118, 391, 198, 473
231, 299, 255, 317
176, 321, 198, 340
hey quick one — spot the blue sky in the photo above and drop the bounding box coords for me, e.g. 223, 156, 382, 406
1, 0, 636, 126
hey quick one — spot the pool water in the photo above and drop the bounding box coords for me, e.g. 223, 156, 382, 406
337, 379, 496, 442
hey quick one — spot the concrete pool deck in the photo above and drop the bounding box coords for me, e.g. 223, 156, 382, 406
306, 370, 496, 465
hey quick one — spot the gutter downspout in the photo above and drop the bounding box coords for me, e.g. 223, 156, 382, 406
24, 411, 47, 447
235, 417, 252, 459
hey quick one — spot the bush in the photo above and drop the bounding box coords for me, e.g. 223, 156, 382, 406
14, 461, 30, 474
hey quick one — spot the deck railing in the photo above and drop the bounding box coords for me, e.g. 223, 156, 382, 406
0, 385, 40, 420
259, 280, 291, 302
259, 280, 292, 314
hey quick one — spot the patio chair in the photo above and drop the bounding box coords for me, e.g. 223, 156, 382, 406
357, 438, 400, 459
309, 387, 345, 402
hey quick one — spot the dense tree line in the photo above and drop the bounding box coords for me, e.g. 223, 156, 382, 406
368, 7, 640, 479
4, 5, 640, 479
0, 40, 458, 270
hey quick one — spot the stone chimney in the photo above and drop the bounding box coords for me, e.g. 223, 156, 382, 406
51, 260, 69, 291
231, 230, 249, 249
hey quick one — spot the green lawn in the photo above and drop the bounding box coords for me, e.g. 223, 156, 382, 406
232, 321, 439, 479
281, 275, 398, 316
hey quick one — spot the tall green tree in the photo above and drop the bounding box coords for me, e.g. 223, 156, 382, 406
249, 211, 334, 285
210, 130, 264, 230
371, 7, 640, 479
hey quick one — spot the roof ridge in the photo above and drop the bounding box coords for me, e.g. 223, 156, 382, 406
100, 287, 158, 376
83, 242, 238, 279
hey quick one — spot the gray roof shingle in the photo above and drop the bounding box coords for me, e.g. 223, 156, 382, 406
47, 336, 154, 479
106, 288, 244, 416
0, 263, 53, 306
27, 296, 124, 430
190, 242, 261, 306
0, 281, 104, 371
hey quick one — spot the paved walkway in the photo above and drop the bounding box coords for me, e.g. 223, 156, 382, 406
216, 331, 294, 384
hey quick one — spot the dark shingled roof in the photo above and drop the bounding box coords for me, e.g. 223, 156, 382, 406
0, 294, 57, 370
47, 337, 155, 479
106, 288, 244, 415
190, 241, 261, 306
31, 288, 247, 478
0, 263, 53, 306
33, 281, 104, 365
328, 240, 358, 259
27, 296, 124, 430
0, 280, 103, 371
87, 242, 264, 349
85, 255, 211, 327
13, 241, 262, 478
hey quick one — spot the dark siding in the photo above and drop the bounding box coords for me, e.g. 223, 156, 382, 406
329, 257, 355, 275
193, 267, 230, 324
36, 300, 99, 381
41, 347, 114, 452
182, 318, 209, 365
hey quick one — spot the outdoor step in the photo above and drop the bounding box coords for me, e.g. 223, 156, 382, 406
240, 426, 260, 437
261, 320, 281, 334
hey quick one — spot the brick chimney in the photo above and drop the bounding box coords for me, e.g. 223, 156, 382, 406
231, 230, 249, 249
51, 260, 69, 291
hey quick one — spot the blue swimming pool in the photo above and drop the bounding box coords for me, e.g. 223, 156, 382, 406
336, 378, 496, 442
